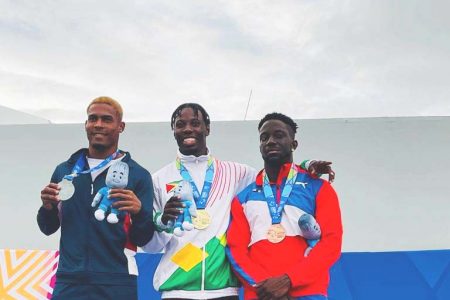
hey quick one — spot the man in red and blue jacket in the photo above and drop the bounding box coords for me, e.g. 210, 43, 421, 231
226, 112, 342, 300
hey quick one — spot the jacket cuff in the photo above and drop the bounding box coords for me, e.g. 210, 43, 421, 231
38, 204, 58, 216
131, 207, 151, 223
153, 212, 174, 233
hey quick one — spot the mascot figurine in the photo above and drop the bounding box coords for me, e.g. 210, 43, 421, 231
298, 213, 322, 257
91, 161, 129, 224
173, 181, 197, 236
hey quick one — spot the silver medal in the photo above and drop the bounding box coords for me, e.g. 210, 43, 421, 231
58, 178, 75, 201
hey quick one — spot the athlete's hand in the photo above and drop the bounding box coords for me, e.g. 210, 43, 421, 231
309, 160, 335, 183
111, 189, 141, 215
161, 196, 184, 225
40, 183, 61, 210
255, 274, 291, 300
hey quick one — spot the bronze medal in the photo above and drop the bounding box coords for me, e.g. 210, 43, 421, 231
192, 209, 211, 230
266, 224, 286, 243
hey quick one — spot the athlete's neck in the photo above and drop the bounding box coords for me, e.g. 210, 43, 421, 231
88, 146, 119, 159
264, 158, 292, 182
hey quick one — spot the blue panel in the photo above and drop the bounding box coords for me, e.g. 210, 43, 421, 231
136, 253, 162, 300
406, 250, 450, 289
134, 250, 450, 300
340, 252, 435, 300
435, 261, 450, 300
328, 260, 353, 300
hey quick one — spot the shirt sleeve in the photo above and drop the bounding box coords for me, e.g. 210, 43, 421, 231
141, 174, 174, 253
285, 181, 343, 287
37, 167, 61, 235
129, 169, 155, 247
226, 196, 271, 286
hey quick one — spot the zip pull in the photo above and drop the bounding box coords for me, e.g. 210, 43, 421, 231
91, 183, 94, 195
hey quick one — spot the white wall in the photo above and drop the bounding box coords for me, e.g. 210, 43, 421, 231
1, 117, 449, 251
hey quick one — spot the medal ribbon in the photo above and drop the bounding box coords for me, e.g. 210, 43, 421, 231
262, 163, 298, 224
176, 156, 214, 209
64, 150, 120, 181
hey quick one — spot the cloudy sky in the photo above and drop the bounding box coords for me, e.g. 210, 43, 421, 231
0, 0, 449, 123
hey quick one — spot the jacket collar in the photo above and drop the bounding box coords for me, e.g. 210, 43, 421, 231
176, 148, 211, 164
255, 163, 300, 186
67, 148, 129, 164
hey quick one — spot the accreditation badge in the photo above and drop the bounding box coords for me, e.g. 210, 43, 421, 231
266, 223, 286, 243
192, 209, 211, 230
58, 178, 75, 201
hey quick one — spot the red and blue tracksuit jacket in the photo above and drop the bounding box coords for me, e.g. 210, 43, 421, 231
226, 163, 343, 299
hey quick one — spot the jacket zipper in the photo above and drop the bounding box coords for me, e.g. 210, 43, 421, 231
201, 244, 206, 297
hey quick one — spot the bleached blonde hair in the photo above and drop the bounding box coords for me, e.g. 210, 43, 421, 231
87, 96, 123, 120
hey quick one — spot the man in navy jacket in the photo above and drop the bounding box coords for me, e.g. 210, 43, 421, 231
38, 97, 154, 300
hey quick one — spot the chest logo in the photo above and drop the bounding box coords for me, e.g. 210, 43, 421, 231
296, 181, 308, 188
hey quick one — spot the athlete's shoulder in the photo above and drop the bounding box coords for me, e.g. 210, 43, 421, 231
215, 159, 256, 174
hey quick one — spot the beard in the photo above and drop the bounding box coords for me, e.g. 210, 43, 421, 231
262, 151, 292, 167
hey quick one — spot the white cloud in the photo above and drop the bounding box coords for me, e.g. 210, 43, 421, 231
0, 0, 448, 123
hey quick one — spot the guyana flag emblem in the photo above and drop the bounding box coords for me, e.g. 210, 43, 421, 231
166, 180, 182, 193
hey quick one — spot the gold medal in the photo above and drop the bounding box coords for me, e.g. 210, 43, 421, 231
192, 209, 211, 230
266, 224, 286, 243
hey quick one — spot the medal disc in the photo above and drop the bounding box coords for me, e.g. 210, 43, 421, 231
192, 210, 211, 230
58, 179, 75, 201
266, 224, 286, 243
